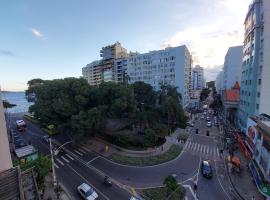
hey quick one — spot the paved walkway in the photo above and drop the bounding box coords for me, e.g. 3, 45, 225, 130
226, 146, 264, 200
82, 129, 186, 158
42, 174, 71, 200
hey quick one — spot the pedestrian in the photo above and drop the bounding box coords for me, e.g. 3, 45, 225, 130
252, 195, 255, 200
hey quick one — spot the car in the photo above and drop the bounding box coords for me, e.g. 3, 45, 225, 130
206, 116, 210, 121
201, 160, 213, 178
200, 115, 204, 119
42, 135, 50, 143
187, 122, 194, 127
77, 183, 98, 200
14, 139, 27, 148
206, 121, 212, 127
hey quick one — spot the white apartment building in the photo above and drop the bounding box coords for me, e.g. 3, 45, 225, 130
238, 0, 270, 131
223, 46, 243, 89
215, 70, 224, 94
127, 45, 192, 107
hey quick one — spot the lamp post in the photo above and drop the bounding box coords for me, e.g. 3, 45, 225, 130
49, 139, 72, 188
49, 138, 57, 188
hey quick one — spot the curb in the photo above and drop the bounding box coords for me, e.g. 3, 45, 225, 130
92, 145, 184, 168
58, 182, 74, 200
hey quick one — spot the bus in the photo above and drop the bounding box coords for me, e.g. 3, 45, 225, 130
16, 120, 27, 132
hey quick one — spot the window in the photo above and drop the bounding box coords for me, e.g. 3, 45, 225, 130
257, 92, 260, 98
256, 104, 259, 110
258, 79, 261, 85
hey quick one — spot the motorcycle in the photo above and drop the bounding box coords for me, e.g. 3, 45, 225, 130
104, 176, 112, 186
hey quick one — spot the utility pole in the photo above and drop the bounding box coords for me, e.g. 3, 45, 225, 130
49, 138, 57, 187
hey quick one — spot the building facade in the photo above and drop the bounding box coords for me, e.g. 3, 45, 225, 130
192, 65, 204, 90
223, 46, 243, 89
82, 42, 128, 85
245, 114, 270, 198
215, 70, 224, 94
0, 92, 12, 172
238, 0, 270, 131
127, 45, 192, 107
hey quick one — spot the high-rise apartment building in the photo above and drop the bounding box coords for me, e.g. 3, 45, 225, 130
223, 46, 243, 89
82, 42, 128, 85
127, 45, 192, 107
192, 65, 204, 90
82, 44, 193, 107
215, 70, 224, 94
238, 0, 270, 131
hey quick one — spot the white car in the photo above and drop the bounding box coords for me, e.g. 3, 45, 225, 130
77, 183, 98, 200
207, 121, 212, 127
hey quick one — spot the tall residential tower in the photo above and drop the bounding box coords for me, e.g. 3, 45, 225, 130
238, 0, 270, 131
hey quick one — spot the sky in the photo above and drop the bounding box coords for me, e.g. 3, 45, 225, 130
0, 0, 251, 91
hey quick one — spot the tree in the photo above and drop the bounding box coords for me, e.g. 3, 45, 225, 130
200, 88, 210, 101
163, 175, 179, 194
17, 155, 51, 188
144, 129, 157, 146
3, 100, 16, 108
29, 78, 91, 135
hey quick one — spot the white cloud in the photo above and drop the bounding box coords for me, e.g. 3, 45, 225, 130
30, 28, 45, 39
163, 0, 251, 81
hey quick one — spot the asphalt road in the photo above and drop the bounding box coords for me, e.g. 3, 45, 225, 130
8, 111, 231, 200
8, 113, 131, 200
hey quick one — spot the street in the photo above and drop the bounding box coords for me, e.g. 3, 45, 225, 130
8, 111, 232, 200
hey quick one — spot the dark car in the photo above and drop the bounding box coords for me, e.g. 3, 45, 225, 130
201, 161, 213, 178
14, 139, 27, 149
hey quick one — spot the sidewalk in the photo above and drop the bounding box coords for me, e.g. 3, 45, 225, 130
42, 174, 71, 200
82, 129, 185, 158
226, 147, 264, 200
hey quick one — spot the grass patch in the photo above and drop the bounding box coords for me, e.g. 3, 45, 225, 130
109, 144, 181, 166
142, 185, 186, 200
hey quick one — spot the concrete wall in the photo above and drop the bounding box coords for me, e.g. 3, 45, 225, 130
0, 93, 12, 172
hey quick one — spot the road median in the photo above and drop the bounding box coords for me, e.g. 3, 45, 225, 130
108, 144, 182, 166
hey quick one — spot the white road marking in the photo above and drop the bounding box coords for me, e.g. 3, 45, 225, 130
78, 148, 87, 153
185, 141, 191, 149
61, 155, 70, 163
206, 146, 209, 154
54, 163, 59, 169
203, 145, 207, 154
217, 148, 220, 157
56, 158, 64, 166
87, 156, 100, 165
67, 165, 110, 200
196, 143, 200, 152
81, 146, 91, 152
74, 150, 83, 156
66, 154, 74, 160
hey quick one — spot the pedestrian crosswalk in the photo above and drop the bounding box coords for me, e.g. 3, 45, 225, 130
54, 145, 92, 168
184, 141, 220, 159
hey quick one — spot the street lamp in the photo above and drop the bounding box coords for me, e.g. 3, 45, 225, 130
49, 139, 72, 188
49, 138, 57, 187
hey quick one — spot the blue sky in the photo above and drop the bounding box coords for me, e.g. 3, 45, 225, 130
0, 0, 251, 91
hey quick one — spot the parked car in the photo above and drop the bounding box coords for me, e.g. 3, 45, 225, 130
14, 139, 27, 149
207, 121, 212, 127
206, 116, 210, 121
201, 160, 213, 178
200, 115, 204, 119
77, 183, 98, 200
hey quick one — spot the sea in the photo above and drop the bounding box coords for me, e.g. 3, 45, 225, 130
1, 92, 33, 113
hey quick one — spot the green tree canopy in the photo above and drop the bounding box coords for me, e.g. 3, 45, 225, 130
3, 100, 16, 108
